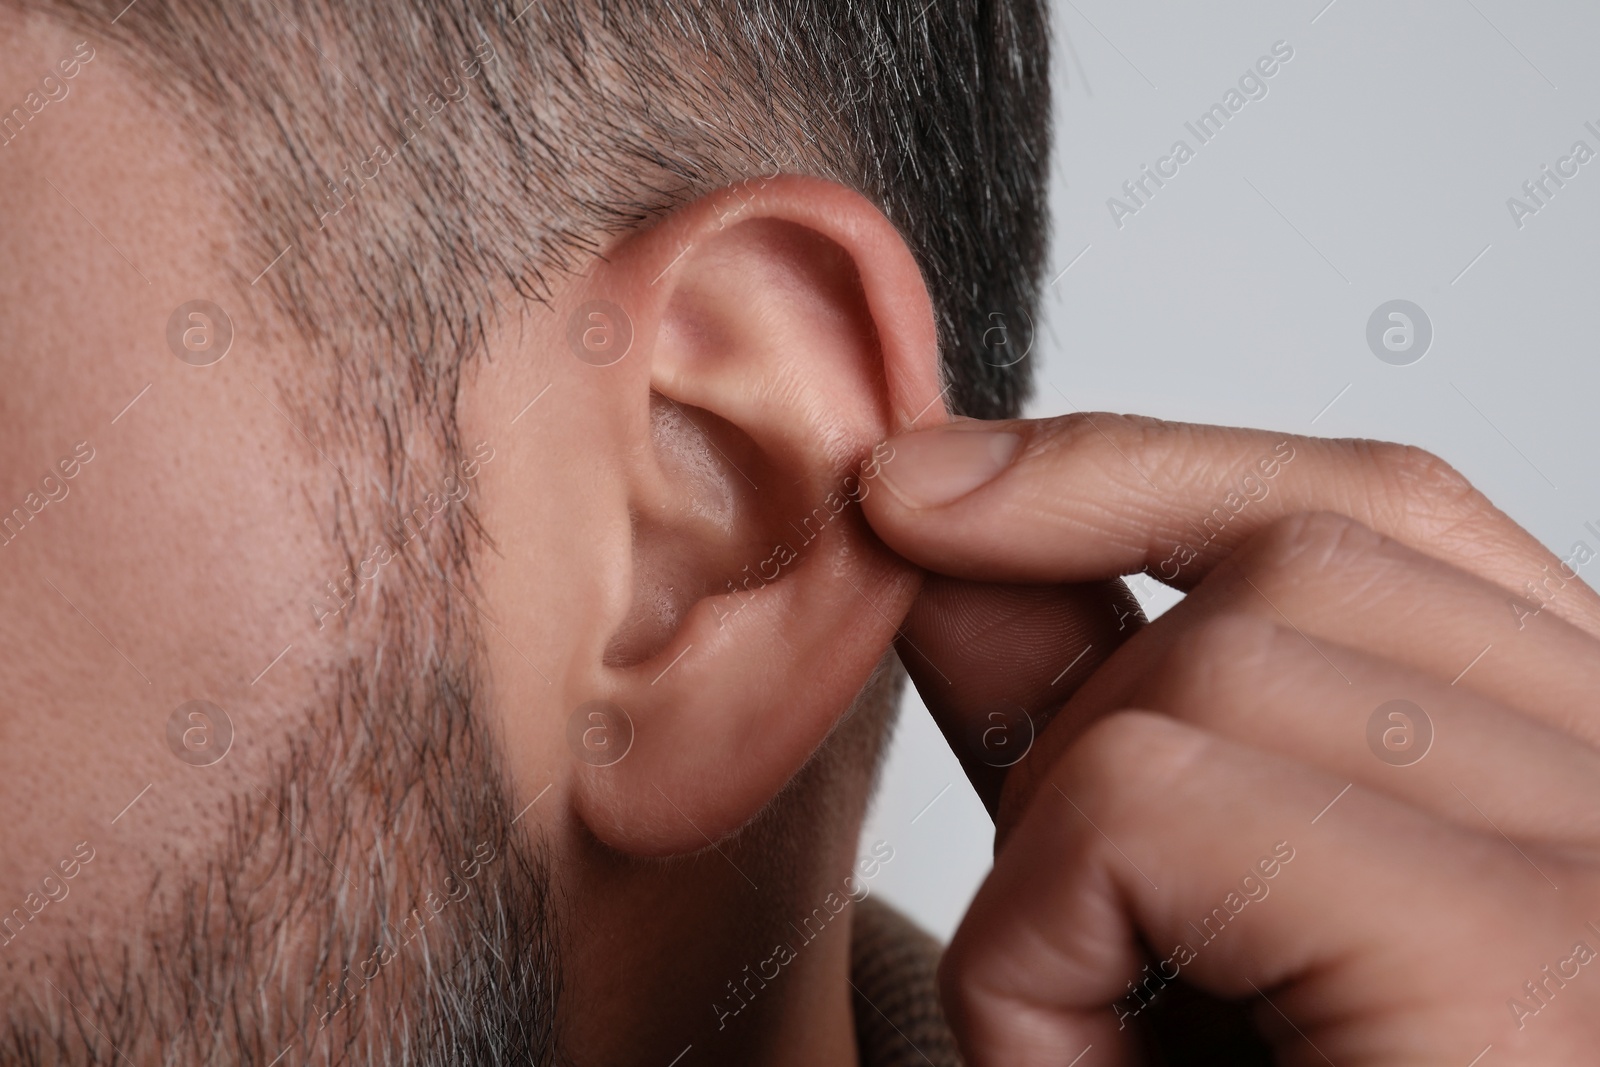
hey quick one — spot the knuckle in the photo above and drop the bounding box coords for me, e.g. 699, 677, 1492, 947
1136, 614, 1285, 721
1370, 440, 1476, 499
1057, 710, 1210, 813
1361, 440, 1487, 527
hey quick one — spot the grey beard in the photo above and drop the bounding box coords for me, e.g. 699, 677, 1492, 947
0, 639, 562, 1066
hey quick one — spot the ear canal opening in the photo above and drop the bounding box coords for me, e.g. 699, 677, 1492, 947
601, 394, 803, 669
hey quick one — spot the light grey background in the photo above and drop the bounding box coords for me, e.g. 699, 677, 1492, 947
861, 0, 1600, 941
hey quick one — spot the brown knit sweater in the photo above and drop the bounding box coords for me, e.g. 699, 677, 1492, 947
850, 898, 964, 1067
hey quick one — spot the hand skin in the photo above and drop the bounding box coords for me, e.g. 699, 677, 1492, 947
862, 412, 1600, 1066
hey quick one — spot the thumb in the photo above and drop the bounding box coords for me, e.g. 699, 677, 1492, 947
894, 574, 1143, 818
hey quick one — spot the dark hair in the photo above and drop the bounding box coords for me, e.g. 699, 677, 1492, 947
38, 0, 1050, 432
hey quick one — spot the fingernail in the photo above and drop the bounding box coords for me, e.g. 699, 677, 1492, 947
878, 428, 1021, 509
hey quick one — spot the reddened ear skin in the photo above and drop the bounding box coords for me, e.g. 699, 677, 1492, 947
558, 177, 947, 855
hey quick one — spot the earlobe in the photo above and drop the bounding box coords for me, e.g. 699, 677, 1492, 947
565, 177, 946, 855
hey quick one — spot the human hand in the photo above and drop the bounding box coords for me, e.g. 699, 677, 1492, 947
862, 414, 1600, 1066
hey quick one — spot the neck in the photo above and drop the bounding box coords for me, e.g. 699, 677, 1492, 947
555, 667, 902, 1066
557, 802, 869, 1067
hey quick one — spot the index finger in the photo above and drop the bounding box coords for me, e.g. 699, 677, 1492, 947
862, 414, 1597, 625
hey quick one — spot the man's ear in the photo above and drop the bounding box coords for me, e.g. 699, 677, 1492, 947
566, 175, 947, 855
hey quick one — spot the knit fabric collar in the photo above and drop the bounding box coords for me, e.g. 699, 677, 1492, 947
850, 898, 965, 1067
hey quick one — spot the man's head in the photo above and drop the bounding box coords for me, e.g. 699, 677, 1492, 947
0, 2, 1048, 1063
